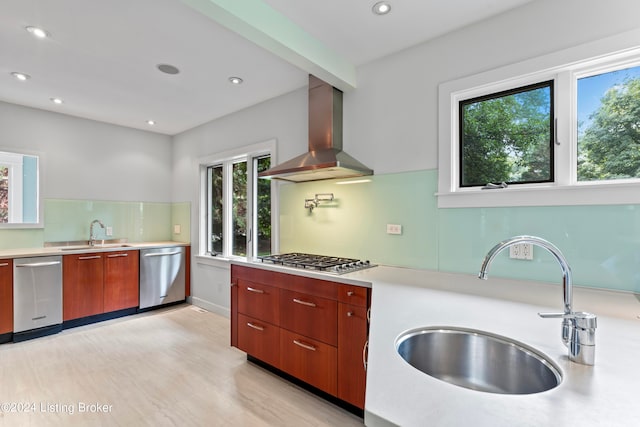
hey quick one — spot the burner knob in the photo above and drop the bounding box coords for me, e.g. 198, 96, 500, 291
365, 260, 370, 265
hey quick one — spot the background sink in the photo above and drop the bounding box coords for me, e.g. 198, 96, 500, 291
396, 327, 562, 395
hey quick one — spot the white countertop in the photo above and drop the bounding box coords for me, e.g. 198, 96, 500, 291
0, 241, 188, 258
361, 266, 640, 427
232, 260, 640, 426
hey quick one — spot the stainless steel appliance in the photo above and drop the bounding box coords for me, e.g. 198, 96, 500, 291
13, 255, 63, 341
258, 75, 373, 182
139, 246, 186, 310
258, 253, 375, 275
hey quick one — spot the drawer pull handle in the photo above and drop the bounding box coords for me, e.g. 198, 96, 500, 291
293, 298, 316, 307
0, 263, 8, 267
293, 340, 316, 351
107, 253, 128, 258
347, 291, 354, 296
367, 307, 371, 323
363, 340, 369, 371
347, 311, 354, 317
78, 255, 101, 260
247, 287, 265, 294
246, 322, 264, 331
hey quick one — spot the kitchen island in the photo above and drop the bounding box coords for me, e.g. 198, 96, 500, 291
232, 260, 640, 427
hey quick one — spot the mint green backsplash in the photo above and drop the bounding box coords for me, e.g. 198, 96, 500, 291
280, 170, 640, 293
0, 200, 190, 250
279, 170, 438, 269
44, 199, 172, 243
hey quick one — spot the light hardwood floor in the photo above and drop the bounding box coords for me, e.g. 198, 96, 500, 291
0, 305, 364, 426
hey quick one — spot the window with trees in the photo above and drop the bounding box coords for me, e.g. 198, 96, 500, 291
203, 144, 272, 258
438, 34, 640, 208
460, 81, 554, 187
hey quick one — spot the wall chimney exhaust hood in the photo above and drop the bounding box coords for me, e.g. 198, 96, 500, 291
258, 75, 373, 183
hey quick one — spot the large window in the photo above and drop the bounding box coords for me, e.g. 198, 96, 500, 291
438, 33, 640, 207
202, 142, 273, 259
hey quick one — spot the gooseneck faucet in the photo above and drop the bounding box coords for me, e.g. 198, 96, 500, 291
89, 219, 105, 246
479, 235, 597, 365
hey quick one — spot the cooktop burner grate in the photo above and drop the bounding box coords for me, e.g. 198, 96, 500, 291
258, 253, 375, 275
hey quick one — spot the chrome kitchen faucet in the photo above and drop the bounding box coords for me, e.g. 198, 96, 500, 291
478, 235, 597, 365
89, 219, 106, 246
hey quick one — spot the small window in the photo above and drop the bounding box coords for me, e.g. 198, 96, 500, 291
459, 81, 554, 187
208, 165, 223, 254
0, 166, 8, 223
255, 155, 272, 256
577, 64, 640, 181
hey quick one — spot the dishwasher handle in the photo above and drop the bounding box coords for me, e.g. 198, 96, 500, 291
15, 261, 62, 268
143, 251, 182, 257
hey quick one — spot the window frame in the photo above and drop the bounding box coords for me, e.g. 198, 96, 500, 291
438, 28, 640, 208
199, 139, 277, 259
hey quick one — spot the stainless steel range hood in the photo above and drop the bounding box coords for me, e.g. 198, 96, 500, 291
258, 75, 373, 183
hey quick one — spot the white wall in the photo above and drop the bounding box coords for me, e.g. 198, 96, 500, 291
0, 101, 172, 202
345, 0, 640, 175
172, 88, 307, 315
173, 0, 640, 313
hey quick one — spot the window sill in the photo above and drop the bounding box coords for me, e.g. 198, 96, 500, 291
437, 181, 640, 208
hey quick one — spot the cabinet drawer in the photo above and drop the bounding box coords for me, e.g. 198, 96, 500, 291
237, 280, 280, 325
280, 328, 337, 395
337, 284, 369, 307
280, 289, 337, 346
237, 314, 280, 368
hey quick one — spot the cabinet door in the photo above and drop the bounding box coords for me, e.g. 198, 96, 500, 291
104, 251, 139, 313
63, 253, 104, 320
280, 289, 337, 346
338, 303, 368, 409
237, 313, 280, 367
0, 259, 13, 334
280, 328, 337, 395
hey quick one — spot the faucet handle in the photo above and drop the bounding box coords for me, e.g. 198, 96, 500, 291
538, 311, 597, 329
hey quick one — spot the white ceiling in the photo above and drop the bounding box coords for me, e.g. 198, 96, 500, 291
1, 0, 534, 135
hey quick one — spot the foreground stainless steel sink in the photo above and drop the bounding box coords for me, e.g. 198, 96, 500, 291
396, 327, 562, 395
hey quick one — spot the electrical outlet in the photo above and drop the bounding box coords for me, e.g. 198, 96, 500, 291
106, 226, 113, 236
509, 243, 533, 260
173, 224, 181, 234
386, 224, 402, 235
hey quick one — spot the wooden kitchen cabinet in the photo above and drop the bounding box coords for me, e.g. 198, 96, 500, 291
63, 253, 104, 320
0, 259, 13, 335
231, 264, 370, 410
103, 250, 139, 313
338, 302, 368, 408
64, 249, 140, 321
280, 328, 338, 395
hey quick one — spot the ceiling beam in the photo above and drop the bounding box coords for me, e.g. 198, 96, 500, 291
179, 0, 357, 90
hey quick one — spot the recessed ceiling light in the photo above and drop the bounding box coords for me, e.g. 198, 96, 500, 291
372, 1, 391, 15
11, 72, 31, 81
146, 120, 156, 126
157, 64, 180, 75
50, 97, 63, 105
26, 25, 50, 39
228, 76, 243, 85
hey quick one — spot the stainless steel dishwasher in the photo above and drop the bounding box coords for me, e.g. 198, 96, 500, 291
13, 255, 63, 341
139, 246, 186, 310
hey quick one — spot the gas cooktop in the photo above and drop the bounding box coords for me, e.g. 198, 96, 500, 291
258, 252, 376, 275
